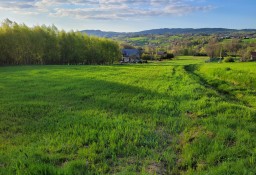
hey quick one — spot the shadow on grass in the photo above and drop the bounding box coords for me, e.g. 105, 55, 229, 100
56, 77, 184, 119
1, 75, 187, 136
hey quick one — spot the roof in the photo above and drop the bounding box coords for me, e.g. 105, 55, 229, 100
122, 49, 140, 57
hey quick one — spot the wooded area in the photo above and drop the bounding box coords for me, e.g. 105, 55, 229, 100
0, 19, 121, 65
119, 33, 256, 61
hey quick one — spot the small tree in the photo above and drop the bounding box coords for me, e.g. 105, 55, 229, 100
141, 53, 152, 60
205, 39, 221, 59
238, 47, 254, 62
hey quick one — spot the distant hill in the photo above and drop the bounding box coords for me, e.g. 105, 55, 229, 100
80, 30, 126, 37
81, 28, 256, 37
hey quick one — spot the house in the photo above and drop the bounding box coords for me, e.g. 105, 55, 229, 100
251, 52, 256, 61
122, 49, 141, 63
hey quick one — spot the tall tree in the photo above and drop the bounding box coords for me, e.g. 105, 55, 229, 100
0, 19, 120, 65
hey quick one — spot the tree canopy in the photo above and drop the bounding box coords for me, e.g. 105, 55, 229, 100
0, 19, 121, 65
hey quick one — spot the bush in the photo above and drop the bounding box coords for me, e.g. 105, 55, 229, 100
223, 57, 235, 63
225, 67, 231, 71
141, 54, 153, 60
194, 53, 208, 56
166, 53, 175, 59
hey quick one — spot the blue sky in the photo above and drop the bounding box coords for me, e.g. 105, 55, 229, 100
0, 0, 255, 32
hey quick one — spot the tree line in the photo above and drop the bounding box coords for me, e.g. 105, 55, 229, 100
0, 19, 121, 65
122, 34, 256, 61
204, 38, 255, 61
166, 36, 255, 61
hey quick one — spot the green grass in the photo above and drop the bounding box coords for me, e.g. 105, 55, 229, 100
0, 57, 256, 174
123, 35, 183, 47
128, 37, 149, 42
242, 38, 256, 43
222, 38, 256, 44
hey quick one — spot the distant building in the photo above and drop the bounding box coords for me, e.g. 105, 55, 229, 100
122, 49, 141, 63
251, 52, 256, 61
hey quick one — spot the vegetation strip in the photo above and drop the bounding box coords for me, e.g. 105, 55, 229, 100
184, 64, 255, 109
0, 19, 121, 65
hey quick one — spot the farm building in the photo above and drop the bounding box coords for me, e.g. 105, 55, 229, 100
251, 52, 256, 61
122, 49, 141, 63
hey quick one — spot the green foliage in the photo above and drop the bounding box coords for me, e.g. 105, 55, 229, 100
0, 57, 255, 174
166, 53, 174, 59
0, 19, 121, 65
120, 43, 136, 49
141, 53, 152, 60
116, 32, 256, 59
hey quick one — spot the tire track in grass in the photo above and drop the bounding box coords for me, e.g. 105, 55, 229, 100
169, 65, 203, 173
172, 64, 256, 173
184, 64, 255, 110
143, 65, 192, 174
144, 66, 180, 175
165, 65, 201, 174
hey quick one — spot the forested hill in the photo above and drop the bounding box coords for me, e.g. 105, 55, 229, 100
81, 28, 256, 37
80, 30, 126, 38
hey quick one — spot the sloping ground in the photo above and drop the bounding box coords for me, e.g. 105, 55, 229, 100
194, 63, 256, 108
0, 58, 255, 174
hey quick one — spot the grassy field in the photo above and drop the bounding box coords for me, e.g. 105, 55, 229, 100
242, 38, 256, 44
0, 57, 255, 174
121, 35, 183, 47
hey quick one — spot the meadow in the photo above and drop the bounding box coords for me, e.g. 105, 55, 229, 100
0, 57, 255, 174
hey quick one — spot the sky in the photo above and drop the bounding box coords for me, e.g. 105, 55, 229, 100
0, 0, 255, 32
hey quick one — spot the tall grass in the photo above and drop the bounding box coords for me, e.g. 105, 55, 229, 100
0, 57, 255, 174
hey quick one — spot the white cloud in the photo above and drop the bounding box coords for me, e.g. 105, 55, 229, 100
0, 0, 214, 19
0, 0, 40, 15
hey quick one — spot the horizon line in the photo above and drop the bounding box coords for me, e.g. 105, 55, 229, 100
81, 27, 256, 33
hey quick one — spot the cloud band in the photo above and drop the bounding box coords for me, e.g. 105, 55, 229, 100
0, 0, 213, 20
